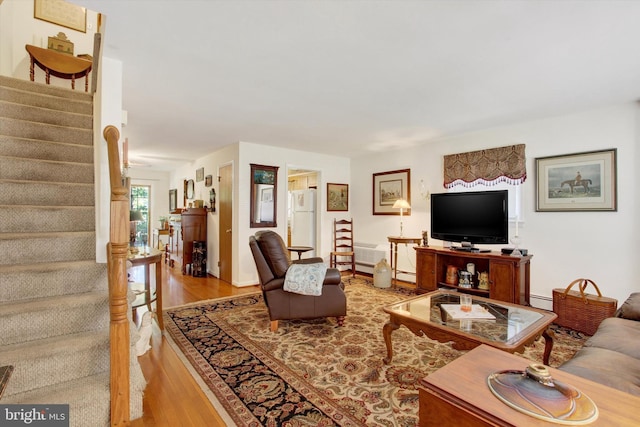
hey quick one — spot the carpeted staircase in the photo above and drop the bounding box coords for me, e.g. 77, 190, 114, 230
0, 75, 144, 425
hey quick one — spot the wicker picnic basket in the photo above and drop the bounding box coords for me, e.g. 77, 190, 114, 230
552, 278, 617, 335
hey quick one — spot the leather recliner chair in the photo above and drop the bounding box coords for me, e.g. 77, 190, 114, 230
249, 230, 347, 331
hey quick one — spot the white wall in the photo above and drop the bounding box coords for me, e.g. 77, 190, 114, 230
351, 103, 639, 306
168, 141, 351, 287
237, 142, 351, 286
169, 142, 238, 281
93, 56, 123, 262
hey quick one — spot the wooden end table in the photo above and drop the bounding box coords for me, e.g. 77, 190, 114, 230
129, 248, 164, 330
287, 246, 313, 260
25, 44, 92, 92
387, 236, 421, 286
419, 344, 640, 426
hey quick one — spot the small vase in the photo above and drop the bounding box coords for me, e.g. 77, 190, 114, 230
373, 258, 392, 288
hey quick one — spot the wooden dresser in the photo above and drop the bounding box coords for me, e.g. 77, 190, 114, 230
168, 208, 207, 274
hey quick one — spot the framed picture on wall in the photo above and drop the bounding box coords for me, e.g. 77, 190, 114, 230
205, 175, 213, 187
169, 189, 177, 212
196, 167, 205, 182
535, 149, 617, 212
327, 183, 348, 211
373, 169, 411, 215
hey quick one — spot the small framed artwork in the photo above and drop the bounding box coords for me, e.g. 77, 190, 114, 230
535, 148, 617, 212
169, 189, 177, 212
327, 183, 348, 211
373, 169, 411, 215
196, 167, 205, 182
205, 175, 213, 187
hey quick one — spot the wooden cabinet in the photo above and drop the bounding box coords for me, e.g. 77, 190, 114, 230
168, 208, 207, 275
415, 246, 531, 305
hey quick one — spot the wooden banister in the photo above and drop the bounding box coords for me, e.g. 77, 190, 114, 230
104, 125, 131, 426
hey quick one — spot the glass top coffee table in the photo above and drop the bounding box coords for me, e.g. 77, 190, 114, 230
382, 290, 557, 365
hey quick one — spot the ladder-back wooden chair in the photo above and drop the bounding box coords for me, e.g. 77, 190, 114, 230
330, 219, 355, 277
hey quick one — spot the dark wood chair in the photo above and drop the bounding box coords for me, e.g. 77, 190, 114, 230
330, 218, 355, 277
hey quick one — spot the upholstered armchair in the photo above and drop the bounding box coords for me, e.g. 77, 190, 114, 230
249, 230, 347, 331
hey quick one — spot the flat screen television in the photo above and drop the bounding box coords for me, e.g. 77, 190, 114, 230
430, 190, 508, 251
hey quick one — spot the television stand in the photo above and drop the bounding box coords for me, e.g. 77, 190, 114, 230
415, 246, 532, 305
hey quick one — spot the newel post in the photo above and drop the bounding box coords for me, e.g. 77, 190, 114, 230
104, 125, 131, 426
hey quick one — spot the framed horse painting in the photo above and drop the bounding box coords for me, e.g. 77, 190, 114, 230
535, 149, 617, 212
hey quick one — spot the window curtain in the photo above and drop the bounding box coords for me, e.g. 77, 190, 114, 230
443, 144, 526, 188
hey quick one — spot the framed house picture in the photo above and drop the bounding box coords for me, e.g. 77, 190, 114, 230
327, 183, 348, 211
169, 189, 177, 212
373, 169, 411, 215
535, 149, 617, 212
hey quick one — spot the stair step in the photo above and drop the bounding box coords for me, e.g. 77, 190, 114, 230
0, 261, 107, 303
0, 156, 94, 183
0, 100, 92, 128
0, 291, 110, 346
0, 85, 92, 115
0, 75, 93, 104
0, 179, 94, 206
0, 117, 92, 145
0, 329, 109, 395
0, 135, 93, 163
0, 205, 95, 233
2, 372, 111, 427
0, 231, 96, 265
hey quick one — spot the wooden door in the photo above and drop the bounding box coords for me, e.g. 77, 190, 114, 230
219, 164, 233, 283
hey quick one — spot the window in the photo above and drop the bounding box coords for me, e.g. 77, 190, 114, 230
130, 185, 150, 247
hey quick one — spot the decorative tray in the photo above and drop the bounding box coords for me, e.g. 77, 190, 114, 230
487, 364, 598, 425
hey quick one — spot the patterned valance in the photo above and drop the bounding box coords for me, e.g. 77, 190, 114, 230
443, 144, 526, 188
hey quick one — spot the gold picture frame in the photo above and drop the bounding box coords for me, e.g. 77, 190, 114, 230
34, 0, 87, 33
327, 183, 348, 211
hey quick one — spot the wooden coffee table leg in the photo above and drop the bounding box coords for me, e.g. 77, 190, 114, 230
542, 327, 555, 365
382, 321, 400, 364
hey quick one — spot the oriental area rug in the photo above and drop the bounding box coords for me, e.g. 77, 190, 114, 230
163, 277, 588, 427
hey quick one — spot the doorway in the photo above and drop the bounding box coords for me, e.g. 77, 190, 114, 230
219, 164, 233, 283
287, 168, 319, 257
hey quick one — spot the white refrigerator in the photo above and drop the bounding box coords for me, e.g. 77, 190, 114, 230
289, 189, 316, 258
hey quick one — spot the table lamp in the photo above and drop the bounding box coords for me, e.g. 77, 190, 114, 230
392, 199, 411, 237
129, 210, 144, 248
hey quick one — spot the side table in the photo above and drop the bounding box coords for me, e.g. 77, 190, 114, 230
387, 236, 421, 286
25, 44, 92, 92
287, 246, 313, 260
128, 249, 164, 330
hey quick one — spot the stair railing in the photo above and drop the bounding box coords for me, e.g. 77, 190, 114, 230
104, 125, 131, 426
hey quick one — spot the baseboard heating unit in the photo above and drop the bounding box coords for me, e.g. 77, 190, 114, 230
353, 242, 387, 274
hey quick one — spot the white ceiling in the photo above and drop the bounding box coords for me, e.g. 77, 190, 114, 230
74, 0, 640, 171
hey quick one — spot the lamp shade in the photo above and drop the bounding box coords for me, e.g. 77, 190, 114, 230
130, 210, 144, 221
392, 199, 411, 210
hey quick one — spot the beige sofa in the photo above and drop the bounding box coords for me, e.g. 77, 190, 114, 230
559, 293, 640, 396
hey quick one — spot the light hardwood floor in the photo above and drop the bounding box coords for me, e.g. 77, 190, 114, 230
130, 259, 259, 426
